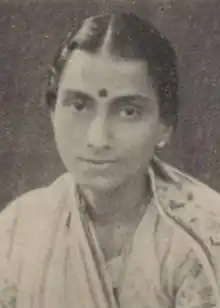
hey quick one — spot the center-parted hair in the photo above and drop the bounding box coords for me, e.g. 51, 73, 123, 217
45, 10, 179, 127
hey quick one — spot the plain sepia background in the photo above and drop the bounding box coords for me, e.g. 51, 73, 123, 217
0, 0, 220, 209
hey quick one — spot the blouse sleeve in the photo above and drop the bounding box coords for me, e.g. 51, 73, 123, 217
172, 227, 220, 308
174, 259, 216, 308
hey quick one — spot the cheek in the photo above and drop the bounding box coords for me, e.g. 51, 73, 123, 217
128, 133, 157, 167
53, 105, 85, 149
115, 119, 159, 155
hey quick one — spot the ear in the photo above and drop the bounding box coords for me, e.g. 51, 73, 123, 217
157, 123, 173, 149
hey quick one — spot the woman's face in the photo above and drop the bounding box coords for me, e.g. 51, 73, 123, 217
52, 49, 170, 190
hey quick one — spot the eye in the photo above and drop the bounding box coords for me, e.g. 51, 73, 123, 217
72, 98, 87, 112
120, 105, 141, 119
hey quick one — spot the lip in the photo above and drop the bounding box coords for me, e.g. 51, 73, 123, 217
78, 157, 117, 165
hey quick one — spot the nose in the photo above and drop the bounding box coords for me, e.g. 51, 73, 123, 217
87, 115, 111, 150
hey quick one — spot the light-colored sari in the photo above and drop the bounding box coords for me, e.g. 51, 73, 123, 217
1, 158, 220, 307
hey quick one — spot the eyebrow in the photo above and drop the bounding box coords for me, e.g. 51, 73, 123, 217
62, 89, 155, 106
62, 90, 94, 106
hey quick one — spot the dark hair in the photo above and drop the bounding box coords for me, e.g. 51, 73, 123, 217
45, 10, 179, 127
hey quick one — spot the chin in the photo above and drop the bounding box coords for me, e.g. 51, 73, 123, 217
76, 174, 122, 192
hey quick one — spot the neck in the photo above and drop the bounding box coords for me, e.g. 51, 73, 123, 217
79, 173, 151, 224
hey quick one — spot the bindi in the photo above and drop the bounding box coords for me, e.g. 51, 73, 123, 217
98, 88, 108, 98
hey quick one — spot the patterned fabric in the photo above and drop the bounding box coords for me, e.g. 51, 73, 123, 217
0, 159, 220, 308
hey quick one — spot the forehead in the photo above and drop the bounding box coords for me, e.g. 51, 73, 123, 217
59, 49, 156, 98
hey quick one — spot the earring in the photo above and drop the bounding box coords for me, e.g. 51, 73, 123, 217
157, 141, 166, 149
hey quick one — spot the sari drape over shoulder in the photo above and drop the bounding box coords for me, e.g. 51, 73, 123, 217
1, 158, 220, 308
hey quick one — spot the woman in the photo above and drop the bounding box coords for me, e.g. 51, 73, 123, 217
1, 10, 220, 308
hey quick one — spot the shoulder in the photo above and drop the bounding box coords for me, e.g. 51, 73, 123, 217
165, 163, 220, 256
0, 172, 74, 237
153, 158, 220, 255
154, 159, 220, 293
0, 173, 75, 291
155, 158, 220, 221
